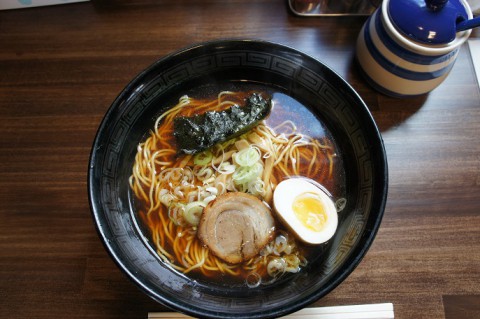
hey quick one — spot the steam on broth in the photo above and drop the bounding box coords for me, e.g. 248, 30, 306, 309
129, 88, 345, 287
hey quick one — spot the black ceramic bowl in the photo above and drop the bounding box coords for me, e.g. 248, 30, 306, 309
88, 39, 388, 319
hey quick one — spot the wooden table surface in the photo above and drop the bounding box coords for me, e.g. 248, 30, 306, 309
1, 1, 479, 318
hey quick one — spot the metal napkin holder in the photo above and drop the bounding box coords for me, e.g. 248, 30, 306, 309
288, 0, 379, 16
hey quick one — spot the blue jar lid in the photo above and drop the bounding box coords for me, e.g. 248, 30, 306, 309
388, 0, 469, 44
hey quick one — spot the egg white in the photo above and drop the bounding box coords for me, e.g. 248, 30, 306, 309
273, 178, 338, 245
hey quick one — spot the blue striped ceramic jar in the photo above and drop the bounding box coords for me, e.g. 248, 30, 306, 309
356, 0, 472, 97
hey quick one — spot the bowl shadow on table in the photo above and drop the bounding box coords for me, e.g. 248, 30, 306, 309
346, 57, 428, 133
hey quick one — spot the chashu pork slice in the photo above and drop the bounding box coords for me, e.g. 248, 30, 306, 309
198, 192, 275, 264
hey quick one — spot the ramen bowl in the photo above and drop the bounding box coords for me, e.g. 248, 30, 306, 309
88, 39, 388, 319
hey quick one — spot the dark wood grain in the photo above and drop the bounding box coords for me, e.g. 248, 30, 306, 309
444, 295, 480, 319
1, 1, 479, 318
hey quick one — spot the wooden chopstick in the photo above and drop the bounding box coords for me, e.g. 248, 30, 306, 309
148, 303, 394, 319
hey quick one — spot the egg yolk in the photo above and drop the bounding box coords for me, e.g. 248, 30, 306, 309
292, 192, 328, 232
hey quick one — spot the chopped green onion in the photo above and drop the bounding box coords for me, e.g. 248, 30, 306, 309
233, 162, 263, 185
284, 255, 301, 273
194, 166, 214, 181
168, 202, 186, 226
267, 258, 287, 277
245, 272, 262, 288
184, 201, 206, 226
234, 146, 261, 167
247, 178, 266, 196
217, 162, 236, 174
193, 150, 213, 166
335, 197, 347, 212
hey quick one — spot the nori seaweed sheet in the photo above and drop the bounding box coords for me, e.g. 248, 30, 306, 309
173, 93, 272, 154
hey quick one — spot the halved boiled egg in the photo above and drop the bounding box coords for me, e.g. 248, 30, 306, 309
273, 178, 338, 245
